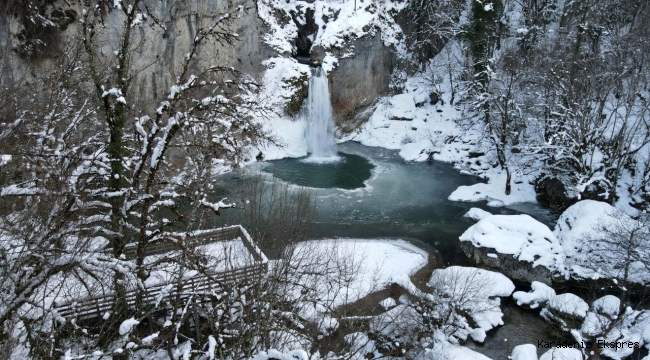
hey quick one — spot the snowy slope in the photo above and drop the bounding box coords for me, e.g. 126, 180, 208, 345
554, 200, 650, 284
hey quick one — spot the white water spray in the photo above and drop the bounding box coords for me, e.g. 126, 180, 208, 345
307, 67, 338, 162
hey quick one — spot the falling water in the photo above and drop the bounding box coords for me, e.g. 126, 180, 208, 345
307, 67, 338, 162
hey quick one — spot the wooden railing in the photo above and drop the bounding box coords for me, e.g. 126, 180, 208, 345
53, 225, 268, 320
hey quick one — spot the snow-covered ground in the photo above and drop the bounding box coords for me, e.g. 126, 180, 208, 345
554, 200, 650, 284
283, 238, 427, 321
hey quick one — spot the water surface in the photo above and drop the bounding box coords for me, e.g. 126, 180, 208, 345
213, 141, 561, 358
217, 141, 557, 264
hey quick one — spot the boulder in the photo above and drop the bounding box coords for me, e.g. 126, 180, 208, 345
459, 214, 568, 285
534, 176, 574, 211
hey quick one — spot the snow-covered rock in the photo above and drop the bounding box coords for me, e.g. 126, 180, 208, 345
592, 295, 621, 317
387, 94, 415, 120
459, 214, 567, 284
546, 293, 589, 319
597, 309, 650, 360
512, 281, 556, 309
449, 170, 538, 207
118, 318, 139, 336
463, 208, 492, 222
379, 297, 397, 310
554, 200, 650, 285
510, 344, 538, 360
541, 293, 589, 331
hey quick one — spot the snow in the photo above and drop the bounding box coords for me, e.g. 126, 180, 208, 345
251, 349, 309, 360
198, 198, 235, 212
545, 293, 589, 319
418, 333, 495, 360
539, 348, 583, 360
379, 297, 397, 310
554, 200, 650, 284
448, 171, 537, 206
463, 208, 492, 221
459, 214, 567, 274
143, 237, 256, 287
592, 295, 621, 317
580, 310, 610, 337
429, 266, 515, 298
257, 0, 407, 56
579, 307, 650, 360
0, 154, 11, 166
287, 239, 428, 317
207, 335, 216, 359
435, 344, 495, 360
350, 75, 465, 162
370, 304, 421, 337
510, 344, 538, 360
388, 94, 416, 120
512, 281, 556, 309
317, 315, 339, 335
428, 266, 515, 342
256, 57, 310, 160
1, 184, 47, 196
119, 318, 139, 336
141, 332, 159, 346
344, 332, 377, 359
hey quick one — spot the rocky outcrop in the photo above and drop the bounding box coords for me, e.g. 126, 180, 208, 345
126, 0, 276, 104
290, 7, 317, 57
459, 213, 568, 286
324, 34, 397, 132
535, 176, 575, 211
460, 242, 562, 286
1, 0, 275, 109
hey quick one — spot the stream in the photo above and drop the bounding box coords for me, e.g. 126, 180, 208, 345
214, 141, 561, 359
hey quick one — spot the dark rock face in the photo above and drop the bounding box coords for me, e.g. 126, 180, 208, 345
535, 176, 575, 211
325, 34, 397, 133
460, 241, 563, 286
290, 7, 317, 57
131, 0, 276, 103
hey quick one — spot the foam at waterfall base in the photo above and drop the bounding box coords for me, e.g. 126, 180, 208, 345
302, 154, 342, 164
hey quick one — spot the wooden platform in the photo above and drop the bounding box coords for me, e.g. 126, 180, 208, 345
53, 225, 268, 320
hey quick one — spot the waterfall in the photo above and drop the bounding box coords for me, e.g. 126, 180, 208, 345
306, 67, 338, 162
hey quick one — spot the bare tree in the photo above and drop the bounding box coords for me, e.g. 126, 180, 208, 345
0, 0, 273, 356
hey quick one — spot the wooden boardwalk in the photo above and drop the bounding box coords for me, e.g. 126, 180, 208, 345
53, 225, 268, 320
